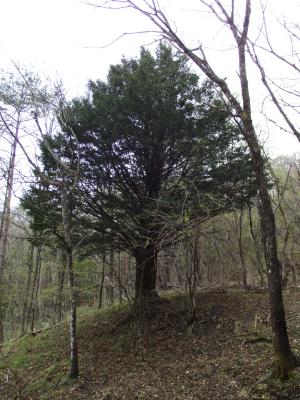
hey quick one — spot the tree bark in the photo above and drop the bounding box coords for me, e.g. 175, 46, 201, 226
106, 247, 115, 305
29, 245, 42, 333
244, 118, 297, 378
247, 202, 265, 287
118, 251, 123, 302
20, 244, 34, 336
134, 246, 158, 303
61, 187, 79, 379
98, 250, 106, 309
0, 130, 18, 343
237, 209, 247, 288
0, 132, 18, 282
54, 247, 66, 323
66, 248, 79, 379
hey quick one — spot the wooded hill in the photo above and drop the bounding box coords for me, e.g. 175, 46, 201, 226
1, 289, 300, 399
1, 41, 300, 397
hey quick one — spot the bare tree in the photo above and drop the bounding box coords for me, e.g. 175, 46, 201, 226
31, 104, 81, 379
0, 68, 81, 378
0, 70, 43, 343
91, 0, 299, 378
247, 3, 300, 140
20, 243, 34, 335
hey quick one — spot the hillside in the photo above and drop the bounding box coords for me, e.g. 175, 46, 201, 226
1, 289, 300, 400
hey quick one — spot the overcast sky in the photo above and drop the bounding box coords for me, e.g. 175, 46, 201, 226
1, 0, 300, 156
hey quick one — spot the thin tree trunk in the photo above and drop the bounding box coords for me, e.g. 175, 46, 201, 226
237, 209, 248, 288
186, 234, 201, 322
245, 119, 297, 377
66, 248, 79, 379
30, 245, 42, 333
20, 244, 34, 336
119, 0, 298, 376
248, 202, 265, 287
0, 132, 18, 281
98, 250, 106, 309
106, 247, 115, 305
0, 130, 18, 343
175, 3, 296, 376
61, 188, 79, 379
54, 247, 66, 323
118, 251, 122, 302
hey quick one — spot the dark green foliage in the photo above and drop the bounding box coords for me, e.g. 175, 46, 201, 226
66, 44, 256, 253
21, 134, 82, 248
21, 44, 257, 298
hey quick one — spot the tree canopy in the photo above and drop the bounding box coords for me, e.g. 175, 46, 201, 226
39, 44, 254, 300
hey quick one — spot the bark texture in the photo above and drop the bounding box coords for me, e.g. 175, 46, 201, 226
0, 131, 18, 342
20, 244, 34, 336
134, 246, 158, 303
61, 188, 79, 379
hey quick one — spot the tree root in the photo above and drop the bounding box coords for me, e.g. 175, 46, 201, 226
270, 352, 300, 381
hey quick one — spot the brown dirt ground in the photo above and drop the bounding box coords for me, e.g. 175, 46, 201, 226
2, 288, 300, 400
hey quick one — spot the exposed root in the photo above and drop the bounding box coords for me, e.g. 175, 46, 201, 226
270, 352, 300, 381
109, 293, 186, 338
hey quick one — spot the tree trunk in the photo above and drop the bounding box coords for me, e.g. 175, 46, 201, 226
134, 246, 158, 303
0, 300, 4, 343
98, 250, 106, 309
30, 245, 42, 333
118, 0, 297, 378
0, 132, 18, 282
181, 12, 296, 376
54, 247, 66, 323
61, 187, 79, 379
237, 209, 248, 288
20, 244, 34, 336
244, 119, 297, 378
247, 202, 265, 287
0, 131, 18, 343
118, 251, 123, 302
66, 248, 79, 379
106, 247, 115, 305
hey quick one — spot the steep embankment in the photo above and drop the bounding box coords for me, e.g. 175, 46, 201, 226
1, 289, 300, 400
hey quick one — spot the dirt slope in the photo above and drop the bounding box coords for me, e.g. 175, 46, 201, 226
1, 289, 300, 400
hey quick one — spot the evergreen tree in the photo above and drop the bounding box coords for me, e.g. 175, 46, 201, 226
22, 45, 256, 304
62, 44, 256, 303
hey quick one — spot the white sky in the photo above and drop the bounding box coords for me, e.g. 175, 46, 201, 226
0, 0, 300, 158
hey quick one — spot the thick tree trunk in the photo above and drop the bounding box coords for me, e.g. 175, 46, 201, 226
134, 246, 158, 303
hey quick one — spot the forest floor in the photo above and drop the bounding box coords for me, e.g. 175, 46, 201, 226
1, 288, 300, 399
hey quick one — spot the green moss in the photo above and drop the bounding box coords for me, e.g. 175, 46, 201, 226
26, 359, 70, 396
